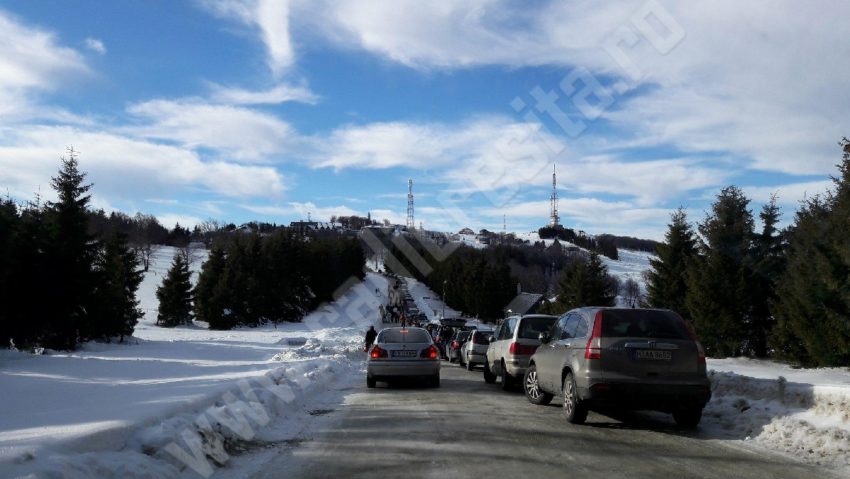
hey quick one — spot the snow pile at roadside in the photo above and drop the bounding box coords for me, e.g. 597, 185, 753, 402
0, 248, 386, 478
703, 358, 850, 473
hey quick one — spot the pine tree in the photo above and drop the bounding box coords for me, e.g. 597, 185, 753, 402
44, 149, 96, 349
646, 208, 697, 318
0, 198, 18, 347
771, 139, 850, 366
194, 245, 230, 329
90, 233, 144, 341
685, 186, 755, 357
748, 196, 784, 357
156, 252, 194, 327
551, 253, 616, 313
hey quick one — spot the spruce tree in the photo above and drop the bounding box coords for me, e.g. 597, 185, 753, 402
0, 198, 18, 347
551, 253, 616, 313
156, 252, 194, 327
685, 186, 755, 357
90, 233, 144, 341
194, 245, 230, 329
646, 208, 697, 318
44, 149, 96, 349
771, 139, 850, 366
748, 196, 784, 357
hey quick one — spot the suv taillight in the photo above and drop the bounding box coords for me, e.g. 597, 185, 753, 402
370, 345, 388, 359
452, 341, 460, 349
420, 345, 438, 359
509, 342, 537, 355
679, 315, 706, 365
584, 311, 603, 359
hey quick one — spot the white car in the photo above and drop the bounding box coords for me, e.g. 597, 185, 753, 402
459, 329, 493, 370
367, 327, 441, 388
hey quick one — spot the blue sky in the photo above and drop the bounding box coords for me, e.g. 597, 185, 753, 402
1, 1, 848, 239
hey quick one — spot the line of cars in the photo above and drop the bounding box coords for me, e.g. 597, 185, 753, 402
443, 308, 712, 428
365, 307, 711, 428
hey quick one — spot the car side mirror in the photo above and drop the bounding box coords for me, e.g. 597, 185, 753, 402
538, 332, 551, 344
488, 335, 496, 343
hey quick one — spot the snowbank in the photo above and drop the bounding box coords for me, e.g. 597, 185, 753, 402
703, 358, 850, 474
0, 246, 387, 478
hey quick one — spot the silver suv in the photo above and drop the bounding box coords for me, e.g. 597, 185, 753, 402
484, 314, 558, 390
523, 308, 711, 428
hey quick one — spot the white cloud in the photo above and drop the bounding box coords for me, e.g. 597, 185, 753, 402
0, 9, 88, 119
290, 1, 850, 177
199, 0, 294, 77
0, 125, 287, 202
125, 99, 295, 162
84, 37, 106, 55
240, 202, 359, 221
208, 81, 318, 105
743, 180, 835, 208
313, 116, 728, 207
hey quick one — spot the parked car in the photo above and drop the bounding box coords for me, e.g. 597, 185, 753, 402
367, 327, 441, 388
446, 330, 472, 363
484, 314, 558, 390
523, 308, 710, 428
459, 329, 492, 370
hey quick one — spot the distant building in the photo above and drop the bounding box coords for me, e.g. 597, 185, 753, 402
459, 227, 475, 235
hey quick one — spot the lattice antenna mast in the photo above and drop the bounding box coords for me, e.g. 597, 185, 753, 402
549, 164, 560, 227
406, 179, 415, 230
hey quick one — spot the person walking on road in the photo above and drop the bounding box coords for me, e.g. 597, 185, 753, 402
365, 326, 378, 351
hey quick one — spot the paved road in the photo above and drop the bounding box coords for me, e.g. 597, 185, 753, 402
252, 362, 835, 479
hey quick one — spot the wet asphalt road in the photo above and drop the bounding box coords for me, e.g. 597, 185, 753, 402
251, 361, 836, 479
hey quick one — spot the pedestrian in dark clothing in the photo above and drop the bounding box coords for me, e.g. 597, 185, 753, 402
365, 326, 378, 351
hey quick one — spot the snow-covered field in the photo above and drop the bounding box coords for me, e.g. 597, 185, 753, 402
0, 246, 385, 478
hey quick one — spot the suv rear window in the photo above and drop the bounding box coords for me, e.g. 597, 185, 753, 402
380, 329, 432, 343
517, 317, 557, 339
601, 310, 689, 339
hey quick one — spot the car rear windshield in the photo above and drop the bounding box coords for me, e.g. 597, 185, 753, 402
601, 310, 690, 339
380, 329, 432, 343
517, 317, 557, 339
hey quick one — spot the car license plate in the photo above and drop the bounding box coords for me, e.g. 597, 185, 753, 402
391, 350, 417, 358
634, 350, 672, 361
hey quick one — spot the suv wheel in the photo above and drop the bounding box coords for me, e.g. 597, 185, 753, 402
524, 365, 553, 405
673, 407, 702, 429
562, 372, 588, 424
367, 375, 376, 389
500, 361, 513, 391
466, 355, 474, 371
483, 360, 496, 384
430, 373, 441, 388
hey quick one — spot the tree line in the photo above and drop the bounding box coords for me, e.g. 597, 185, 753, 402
646, 139, 850, 366
158, 232, 365, 330
0, 151, 143, 350
1, 152, 369, 349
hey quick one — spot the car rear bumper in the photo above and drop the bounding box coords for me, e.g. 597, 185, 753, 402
367, 360, 440, 378
578, 381, 712, 411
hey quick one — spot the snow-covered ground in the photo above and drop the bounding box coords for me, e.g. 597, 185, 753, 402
0, 246, 385, 478
404, 277, 461, 322
702, 358, 850, 474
